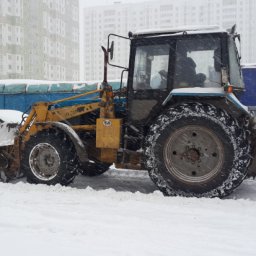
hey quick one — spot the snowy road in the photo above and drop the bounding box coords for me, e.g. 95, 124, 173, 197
0, 169, 256, 256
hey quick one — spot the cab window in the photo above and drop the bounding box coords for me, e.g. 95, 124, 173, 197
228, 37, 244, 89
174, 37, 221, 88
133, 44, 170, 90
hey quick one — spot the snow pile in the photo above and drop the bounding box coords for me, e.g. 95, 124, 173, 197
0, 110, 23, 146
0, 109, 23, 123
0, 170, 256, 256
0, 122, 18, 146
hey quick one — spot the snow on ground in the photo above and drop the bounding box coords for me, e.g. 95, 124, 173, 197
0, 169, 256, 256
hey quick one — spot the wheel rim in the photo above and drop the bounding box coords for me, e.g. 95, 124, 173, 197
164, 125, 224, 184
29, 143, 61, 181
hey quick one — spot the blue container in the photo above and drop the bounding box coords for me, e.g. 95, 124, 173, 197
0, 81, 125, 113
239, 64, 256, 106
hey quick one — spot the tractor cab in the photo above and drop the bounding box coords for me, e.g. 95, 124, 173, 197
108, 26, 244, 127
103, 26, 251, 198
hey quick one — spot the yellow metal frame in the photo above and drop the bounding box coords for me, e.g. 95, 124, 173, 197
18, 85, 120, 162
4, 83, 143, 178
19, 89, 103, 137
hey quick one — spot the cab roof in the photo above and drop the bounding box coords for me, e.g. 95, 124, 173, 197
132, 25, 227, 38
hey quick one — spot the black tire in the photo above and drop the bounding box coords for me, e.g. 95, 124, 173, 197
79, 160, 111, 176
247, 132, 256, 178
144, 103, 251, 198
21, 130, 78, 185
247, 154, 256, 178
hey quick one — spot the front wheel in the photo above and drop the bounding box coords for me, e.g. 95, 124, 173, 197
21, 130, 78, 185
144, 103, 250, 198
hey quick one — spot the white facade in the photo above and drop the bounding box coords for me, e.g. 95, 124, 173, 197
0, 0, 22, 17
0, 0, 24, 78
0, 0, 79, 80
24, 0, 79, 80
83, 0, 256, 81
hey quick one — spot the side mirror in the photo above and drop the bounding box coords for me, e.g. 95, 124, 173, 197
107, 33, 130, 69
108, 41, 114, 60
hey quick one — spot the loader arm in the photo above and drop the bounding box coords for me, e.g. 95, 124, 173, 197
44, 102, 101, 122
19, 89, 104, 138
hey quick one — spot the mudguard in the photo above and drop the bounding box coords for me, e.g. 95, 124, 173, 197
162, 87, 250, 114
38, 121, 88, 164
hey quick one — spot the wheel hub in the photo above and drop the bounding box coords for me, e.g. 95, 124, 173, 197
29, 143, 61, 181
183, 147, 201, 163
164, 125, 224, 184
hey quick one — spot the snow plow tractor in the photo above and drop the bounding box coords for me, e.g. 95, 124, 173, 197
0, 25, 254, 198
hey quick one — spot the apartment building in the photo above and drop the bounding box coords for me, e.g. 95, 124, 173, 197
0, 0, 24, 79
0, 0, 79, 80
83, 0, 256, 81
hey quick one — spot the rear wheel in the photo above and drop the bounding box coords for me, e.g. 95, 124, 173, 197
21, 130, 78, 185
164, 124, 225, 184
144, 103, 250, 198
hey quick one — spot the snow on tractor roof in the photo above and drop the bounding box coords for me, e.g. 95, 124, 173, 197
133, 25, 226, 37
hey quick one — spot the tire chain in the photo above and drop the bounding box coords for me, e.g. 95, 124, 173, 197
144, 103, 251, 198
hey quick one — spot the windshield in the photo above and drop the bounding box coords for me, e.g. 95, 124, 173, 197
228, 36, 244, 88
